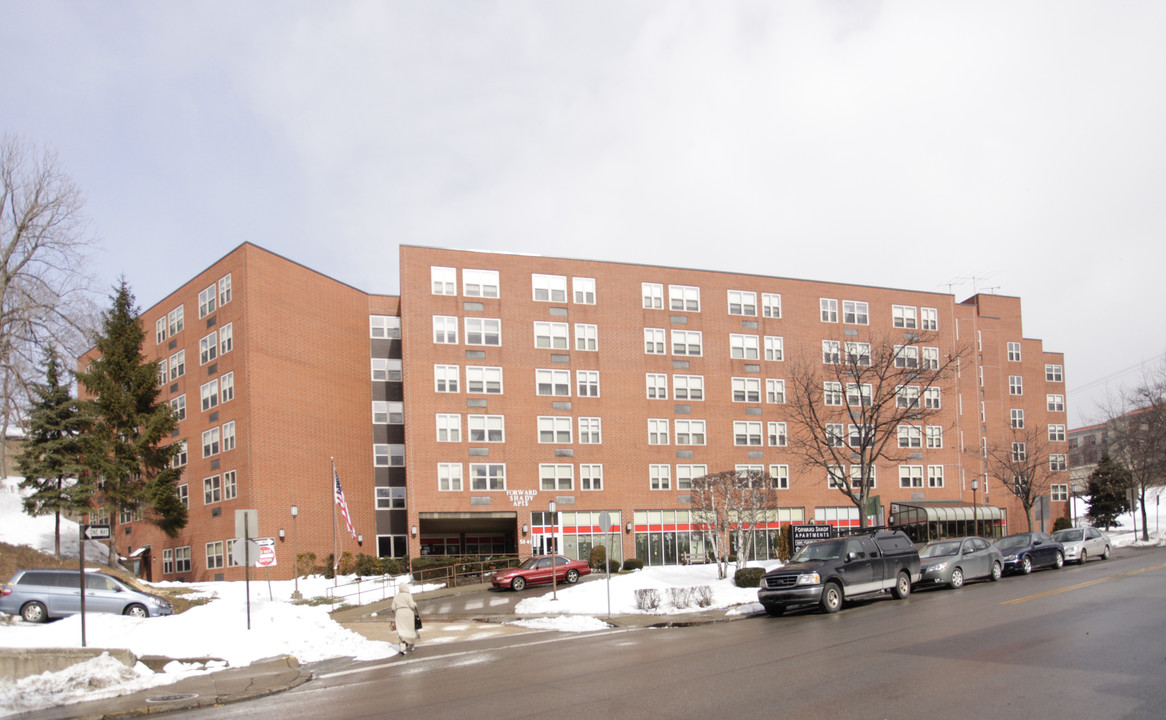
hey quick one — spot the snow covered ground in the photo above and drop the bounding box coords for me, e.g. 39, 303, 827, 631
2, 474, 1165, 716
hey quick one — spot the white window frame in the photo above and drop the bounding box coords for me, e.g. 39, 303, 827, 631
434, 364, 460, 392
573, 277, 596, 304
170, 395, 186, 422
1050, 454, 1068, 471
732, 377, 761, 403
845, 341, 871, 366
824, 381, 843, 406
926, 425, 943, 449
923, 386, 941, 409
202, 427, 220, 458
466, 366, 503, 394
578, 417, 602, 444
734, 420, 763, 446
220, 372, 234, 403
899, 465, 924, 488
822, 340, 840, 365
669, 284, 701, 312
438, 463, 463, 491
537, 416, 572, 444
431, 266, 457, 295
646, 373, 668, 400
580, 464, 603, 491
198, 284, 217, 318
642, 282, 664, 309
467, 415, 505, 443
648, 419, 670, 445
766, 378, 786, 404
1007, 342, 1022, 362
769, 465, 790, 489
650, 464, 672, 490
768, 421, 787, 447
574, 323, 598, 351
675, 419, 706, 445
433, 315, 458, 344
921, 307, 938, 331
892, 305, 917, 329
533, 321, 569, 350
436, 414, 461, 442
727, 290, 757, 316
671, 329, 703, 356
199, 332, 218, 365
1047, 394, 1065, 412
223, 469, 237, 500
539, 463, 574, 491
535, 368, 570, 396
532, 274, 568, 302
764, 336, 784, 362
463, 269, 499, 298
1008, 376, 1023, 395
729, 333, 760, 360
1011, 408, 1025, 429
898, 425, 922, 449
677, 464, 707, 491
927, 465, 944, 488
576, 370, 600, 397
218, 274, 232, 306
219, 323, 233, 355
469, 463, 506, 490
762, 293, 782, 319
1049, 424, 1066, 442
843, 300, 869, 325
674, 374, 704, 401
1046, 364, 1064, 382
464, 317, 501, 346
221, 421, 236, 452
922, 346, 939, 370
644, 328, 666, 354
200, 379, 219, 412
820, 298, 838, 323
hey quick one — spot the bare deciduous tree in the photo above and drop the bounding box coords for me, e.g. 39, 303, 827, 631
0, 133, 97, 469
1102, 365, 1166, 541
690, 468, 777, 579
986, 425, 1063, 531
786, 332, 965, 528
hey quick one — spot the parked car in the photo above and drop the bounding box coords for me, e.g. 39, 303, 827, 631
993, 532, 1065, 575
0, 568, 174, 623
489, 555, 590, 591
1052, 527, 1112, 565
916, 536, 1004, 589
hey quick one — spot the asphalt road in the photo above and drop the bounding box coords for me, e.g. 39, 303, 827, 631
170, 546, 1166, 720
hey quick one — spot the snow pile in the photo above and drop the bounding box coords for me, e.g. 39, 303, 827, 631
508, 615, 611, 632
0, 476, 108, 563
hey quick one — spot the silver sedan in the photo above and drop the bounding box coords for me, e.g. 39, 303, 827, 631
916, 536, 1004, 589
1052, 527, 1111, 565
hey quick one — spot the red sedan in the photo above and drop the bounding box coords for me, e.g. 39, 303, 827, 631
490, 555, 590, 591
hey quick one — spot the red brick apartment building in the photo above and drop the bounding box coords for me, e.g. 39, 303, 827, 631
86, 243, 1069, 582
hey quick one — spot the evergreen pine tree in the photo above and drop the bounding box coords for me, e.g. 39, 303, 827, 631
16, 347, 90, 558
80, 280, 185, 565
1086, 452, 1133, 530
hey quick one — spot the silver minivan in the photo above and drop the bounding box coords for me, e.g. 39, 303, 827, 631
0, 568, 174, 623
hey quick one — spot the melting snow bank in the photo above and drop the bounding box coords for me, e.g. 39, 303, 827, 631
507, 615, 611, 632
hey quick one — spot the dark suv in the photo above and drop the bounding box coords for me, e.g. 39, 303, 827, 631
0, 569, 173, 623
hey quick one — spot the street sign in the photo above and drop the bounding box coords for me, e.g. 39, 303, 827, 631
792, 524, 835, 552
82, 524, 111, 540
255, 538, 277, 568
231, 538, 262, 567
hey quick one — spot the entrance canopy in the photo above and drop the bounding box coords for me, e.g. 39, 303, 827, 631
417, 511, 517, 556
890, 501, 1006, 543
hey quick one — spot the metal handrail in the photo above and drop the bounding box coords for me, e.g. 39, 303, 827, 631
324, 574, 400, 605
411, 556, 521, 588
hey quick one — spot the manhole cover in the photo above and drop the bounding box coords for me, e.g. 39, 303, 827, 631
145, 693, 199, 704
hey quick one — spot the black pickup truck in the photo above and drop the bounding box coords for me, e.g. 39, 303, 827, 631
758, 530, 921, 616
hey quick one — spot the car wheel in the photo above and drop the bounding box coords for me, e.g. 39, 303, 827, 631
990, 562, 1002, 581
20, 601, 48, 623
1078, 550, 1087, 565
820, 582, 843, 613
124, 604, 148, 618
1102, 546, 1111, 560
511, 577, 526, 592
892, 571, 912, 599
1021, 556, 1033, 574
565, 569, 580, 584
949, 568, 964, 589
1053, 552, 1064, 569
764, 604, 786, 617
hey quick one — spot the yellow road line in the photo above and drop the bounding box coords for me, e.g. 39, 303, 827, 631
1002, 563, 1166, 605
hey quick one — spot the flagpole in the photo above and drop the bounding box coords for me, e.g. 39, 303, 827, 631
331, 457, 338, 587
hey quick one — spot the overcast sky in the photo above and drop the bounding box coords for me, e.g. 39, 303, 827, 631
3, 1, 1164, 427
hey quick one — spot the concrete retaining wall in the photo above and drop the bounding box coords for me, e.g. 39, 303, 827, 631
0, 647, 136, 679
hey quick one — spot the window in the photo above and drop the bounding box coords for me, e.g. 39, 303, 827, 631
206, 541, 224, 570
434, 365, 459, 392
899, 465, 924, 488
576, 370, 600, 397
370, 315, 401, 339
432, 266, 457, 295
372, 358, 401, 382
672, 330, 703, 356
157, 359, 168, 388
1047, 394, 1065, 412
465, 317, 501, 346
1050, 454, 1068, 471
646, 373, 668, 399
734, 421, 763, 446
469, 463, 506, 490
923, 387, 941, 409
769, 465, 790, 489
729, 334, 759, 360
892, 305, 917, 329
768, 421, 787, 447
534, 322, 569, 349
1046, 364, 1064, 382
203, 475, 222, 505
732, 377, 761, 403
220, 372, 234, 403
198, 284, 217, 318
758, 337, 784, 364
540, 464, 574, 491
376, 487, 407, 510
578, 417, 602, 444
648, 419, 670, 445
926, 425, 943, 448
163, 548, 174, 574
199, 332, 218, 365
897, 385, 921, 409
1011, 409, 1025, 429
675, 420, 706, 445
669, 285, 700, 312
927, 465, 944, 488
1007, 342, 1022, 362
921, 307, 938, 331
642, 282, 664, 309
168, 305, 184, 336
843, 300, 869, 325
169, 350, 185, 380
170, 395, 186, 422
575, 324, 598, 351
532, 274, 567, 302
850, 465, 875, 489
438, 464, 463, 491
463, 269, 499, 298
849, 424, 872, 447
580, 464, 603, 491
467, 415, 505, 442
677, 464, 706, 490
766, 379, 786, 404
221, 421, 236, 452
536, 369, 571, 396
373, 444, 405, 467
650, 464, 671, 490
1049, 424, 1066, 442
219, 323, 233, 355
466, 366, 503, 394
538, 416, 572, 444
175, 546, 191, 573
218, 274, 232, 306
898, 425, 922, 449
156, 317, 167, 345
436, 414, 461, 442
171, 440, 188, 468
894, 345, 918, 369
762, 293, 782, 319
820, 298, 838, 323
433, 316, 458, 344
922, 346, 939, 370
824, 382, 843, 406
1012, 442, 1027, 462
1051, 484, 1069, 501
845, 342, 871, 366
822, 340, 840, 365
674, 374, 704, 400
200, 379, 219, 412
827, 465, 847, 488
847, 383, 872, 407
728, 290, 757, 316
222, 470, 237, 501
644, 328, 666, 354
826, 423, 845, 447
573, 277, 596, 304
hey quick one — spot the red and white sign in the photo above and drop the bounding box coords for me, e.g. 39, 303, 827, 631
255, 537, 277, 568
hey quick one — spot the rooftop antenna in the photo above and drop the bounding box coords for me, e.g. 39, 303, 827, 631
956, 273, 998, 295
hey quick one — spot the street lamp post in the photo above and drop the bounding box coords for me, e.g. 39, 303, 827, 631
291, 504, 300, 600
549, 500, 557, 602
971, 480, 979, 537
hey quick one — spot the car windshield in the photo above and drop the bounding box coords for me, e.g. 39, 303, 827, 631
1053, 529, 1083, 542
921, 541, 962, 558
792, 540, 845, 562
516, 558, 540, 570
994, 535, 1032, 550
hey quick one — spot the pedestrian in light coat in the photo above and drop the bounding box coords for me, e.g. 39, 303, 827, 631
391, 581, 419, 653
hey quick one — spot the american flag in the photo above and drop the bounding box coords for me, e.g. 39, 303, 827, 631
334, 470, 358, 541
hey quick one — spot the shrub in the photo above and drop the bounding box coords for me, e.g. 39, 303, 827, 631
623, 558, 644, 571
296, 552, 318, 578
634, 588, 661, 610
734, 568, 766, 588
693, 585, 713, 608
1052, 516, 1073, 532
668, 587, 694, 609
353, 553, 381, 577
378, 557, 409, 576
588, 545, 607, 570
607, 559, 622, 573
